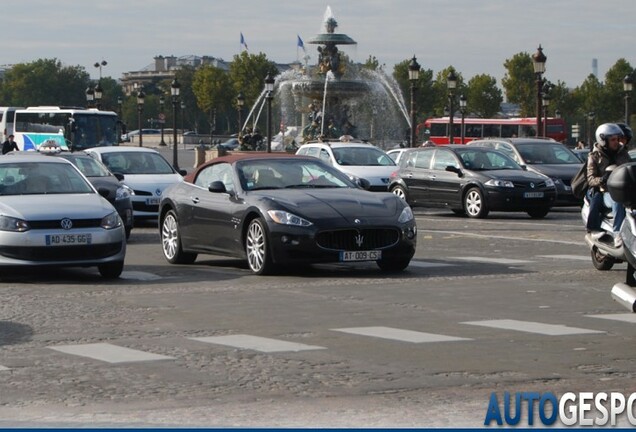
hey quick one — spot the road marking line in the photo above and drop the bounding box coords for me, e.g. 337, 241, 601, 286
537, 254, 590, 261
48, 343, 174, 363
120, 271, 163, 281
587, 314, 636, 323
0, 365, 9, 371
409, 261, 455, 268
188, 335, 326, 353
449, 256, 533, 265
332, 326, 472, 343
419, 229, 583, 246
462, 319, 604, 335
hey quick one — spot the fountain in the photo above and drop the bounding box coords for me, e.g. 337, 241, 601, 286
246, 6, 411, 150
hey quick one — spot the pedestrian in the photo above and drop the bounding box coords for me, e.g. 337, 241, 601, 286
576, 140, 585, 150
2, 134, 18, 154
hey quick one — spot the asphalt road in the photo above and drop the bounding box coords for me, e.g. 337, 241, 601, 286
0, 202, 634, 427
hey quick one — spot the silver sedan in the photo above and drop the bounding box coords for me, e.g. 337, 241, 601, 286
0, 154, 126, 278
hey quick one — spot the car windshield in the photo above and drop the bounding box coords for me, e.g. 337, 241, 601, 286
62, 155, 112, 177
332, 147, 395, 166
100, 152, 175, 175
238, 159, 353, 190
455, 148, 522, 171
515, 143, 581, 164
0, 162, 94, 195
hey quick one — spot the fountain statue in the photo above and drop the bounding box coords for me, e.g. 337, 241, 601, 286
245, 6, 411, 150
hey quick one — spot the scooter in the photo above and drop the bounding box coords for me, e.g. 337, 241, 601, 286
581, 193, 625, 271
605, 162, 636, 311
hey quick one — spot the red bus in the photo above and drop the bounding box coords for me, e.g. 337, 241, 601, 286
417, 117, 568, 145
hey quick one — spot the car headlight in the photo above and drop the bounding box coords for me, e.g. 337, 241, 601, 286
398, 206, 414, 223
115, 184, 134, 201
544, 178, 555, 187
0, 215, 30, 232
485, 179, 514, 188
267, 210, 313, 227
100, 211, 122, 230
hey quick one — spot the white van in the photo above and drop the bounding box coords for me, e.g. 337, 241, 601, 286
0, 107, 21, 142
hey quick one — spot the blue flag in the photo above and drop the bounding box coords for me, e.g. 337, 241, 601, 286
240, 32, 248, 51
297, 34, 305, 52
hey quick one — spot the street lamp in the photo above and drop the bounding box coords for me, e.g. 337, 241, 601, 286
94, 60, 107, 79
117, 96, 123, 118
542, 93, 550, 137
408, 56, 421, 148
587, 111, 596, 149
159, 95, 166, 146
236, 92, 245, 137
171, 78, 181, 170
264, 74, 275, 153
446, 70, 457, 144
532, 45, 547, 137
459, 94, 467, 144
623, 74, 633, 124
181, 102, 186, 149
136, 88, 145, 147
94, 82, 103, 110
85, 86, 94, 108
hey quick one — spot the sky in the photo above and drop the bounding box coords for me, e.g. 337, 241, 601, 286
3, 0, 635, 88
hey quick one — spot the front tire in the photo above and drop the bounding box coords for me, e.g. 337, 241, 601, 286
161, 210, 197, 264
98, 260, 124, 279
464, 187, 489, 218
391, 185, 408, 202
591, 246, 615, 271
245, 218, 274, 275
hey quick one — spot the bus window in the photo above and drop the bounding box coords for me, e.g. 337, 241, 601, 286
465, 124, 483, 138
501, 125, 518, 138
483, 124, 500, 138
430, 123, 446, 137
519, 125, 536, 138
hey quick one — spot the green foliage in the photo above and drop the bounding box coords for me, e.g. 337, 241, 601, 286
228, 51, 279, 109
502, 52, 536, 116
465, 74, 503, 118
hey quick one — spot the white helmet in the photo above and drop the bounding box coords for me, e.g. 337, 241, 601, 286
595, 123, 624, 147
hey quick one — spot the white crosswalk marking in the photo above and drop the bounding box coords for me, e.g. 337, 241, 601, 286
537, 254, 590, 261
587, 313, 636, 323
332, 326, 471, 343
450, 257, 533, 265
408, 261, 455, 268
188, 335, 326, 353
48, 343, 174, 363
0, 365, 10, 371
462, 319, 605, 336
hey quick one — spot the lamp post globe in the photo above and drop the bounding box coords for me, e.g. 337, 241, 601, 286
532, 45, 547, 137
446, 70, 457, 144
85, 86, 95, 108
171, 78, 181, 170
408, 56, 420, 147
94, 83, 103, 110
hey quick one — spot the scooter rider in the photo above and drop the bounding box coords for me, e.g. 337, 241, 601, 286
616, 122, 633, 148
586, 123, 631, 247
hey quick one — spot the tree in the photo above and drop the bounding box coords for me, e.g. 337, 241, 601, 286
502, 52, 536, 116
0, 58, 89, 107
362, 55, 381, 71
392, 58, 435, 123
465, 74, 503, 118
228, 51, 279, 114
603, 58, 633, 122
432, 67, 464, 117
192, 65, 232, 135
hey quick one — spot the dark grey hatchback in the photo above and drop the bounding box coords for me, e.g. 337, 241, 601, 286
389, 145, 557, 218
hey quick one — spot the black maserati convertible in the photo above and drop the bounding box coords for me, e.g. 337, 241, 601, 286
158, 153, 417, 275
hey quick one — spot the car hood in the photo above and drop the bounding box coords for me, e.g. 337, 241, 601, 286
481, 169, 550, 182
0, 194, 116, 220
335, 165, 397, 184
121, 174, 183, 189
526, 164, 581, 180
252, 188, 403, 222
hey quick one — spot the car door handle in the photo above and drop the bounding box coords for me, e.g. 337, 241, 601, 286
428, 175, 436, 180
190, 196, 200, 204
406, 173, 413, 178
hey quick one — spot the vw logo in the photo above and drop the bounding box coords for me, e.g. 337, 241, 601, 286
155, 189, 162, 196
60, 218, 73, 230
354, 219, 361, 224
530, 182, 535, 189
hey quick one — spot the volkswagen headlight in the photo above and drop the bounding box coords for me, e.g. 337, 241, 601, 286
267, 210, 313, 227
544, 178, 555, 188
115, 184, 134, 201
0, 215, 30, 232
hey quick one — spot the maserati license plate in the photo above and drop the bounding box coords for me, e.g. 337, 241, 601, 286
340, 250, 382, 262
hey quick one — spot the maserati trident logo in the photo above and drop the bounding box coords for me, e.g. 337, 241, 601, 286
60, 218, 73, 230
354, 233, 364, 248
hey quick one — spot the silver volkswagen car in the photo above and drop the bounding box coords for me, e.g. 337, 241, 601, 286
0, 154, 126, 278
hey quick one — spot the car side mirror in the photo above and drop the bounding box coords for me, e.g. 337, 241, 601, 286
97, 187, 111, 199
208, 180, 227, 194
357, 177, 371, 190
113, 172, 124, 181
445, 165, 463, 176
178, 169, 187, 176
